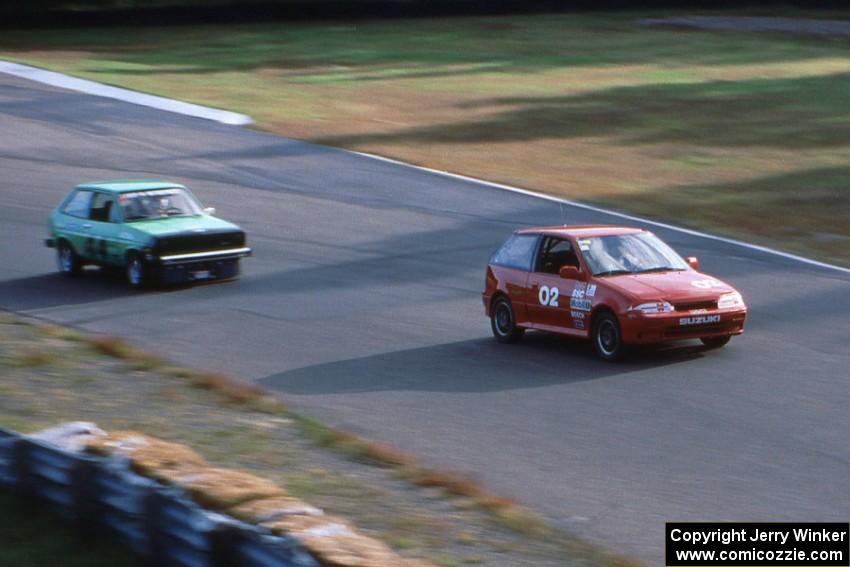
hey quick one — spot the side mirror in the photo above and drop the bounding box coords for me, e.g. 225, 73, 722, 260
203, 207, 216, 216
559, 266, 585, 281
686, 256, 700, 270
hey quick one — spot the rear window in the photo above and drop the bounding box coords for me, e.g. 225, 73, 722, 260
62, 190, 93, 218
490, 234, 539, 271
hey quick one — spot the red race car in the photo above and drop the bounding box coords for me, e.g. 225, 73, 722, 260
483, 225, 747, 360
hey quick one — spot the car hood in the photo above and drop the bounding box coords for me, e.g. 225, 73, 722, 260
601, 270, 737, 302
127, 215, 241, 237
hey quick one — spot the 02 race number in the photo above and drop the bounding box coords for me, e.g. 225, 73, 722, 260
538, 285, 560, 307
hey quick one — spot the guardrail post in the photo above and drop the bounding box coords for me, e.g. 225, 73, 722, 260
71, 457, 100, 540
0, 427, 21, 490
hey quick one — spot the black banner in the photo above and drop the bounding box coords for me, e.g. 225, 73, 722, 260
666, 523, 850, 566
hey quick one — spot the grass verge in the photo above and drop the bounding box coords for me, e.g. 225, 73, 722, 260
1, 10, 849, 265
0, 311, 641, 567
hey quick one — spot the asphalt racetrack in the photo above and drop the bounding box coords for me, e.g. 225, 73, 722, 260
2, 74, 849, 563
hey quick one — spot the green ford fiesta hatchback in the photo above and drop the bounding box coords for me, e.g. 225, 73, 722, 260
46, 180, 251, 288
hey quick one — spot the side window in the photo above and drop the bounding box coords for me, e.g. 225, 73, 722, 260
109, 198, 122, 223
536, 237, 580, 274
490, 234, 539, 271
62, 190, 93, 218
89, 192, 115, 223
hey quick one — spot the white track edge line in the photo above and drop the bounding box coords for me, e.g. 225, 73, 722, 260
0, 61, 253, 126
351, 151, 850, 275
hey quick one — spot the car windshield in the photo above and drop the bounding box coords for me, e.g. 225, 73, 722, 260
119, 188, 202, 221
577, 232, 690, 276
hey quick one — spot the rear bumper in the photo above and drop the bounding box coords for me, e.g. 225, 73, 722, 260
620, 308, 747, 344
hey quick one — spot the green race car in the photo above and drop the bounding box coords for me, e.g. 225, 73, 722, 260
46, 180, 251, 288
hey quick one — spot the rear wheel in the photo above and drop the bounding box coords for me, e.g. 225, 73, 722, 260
491, 297, 525, 344
592, 312, 625, 361
57, 241, 81, 277
701, 336, 731, 349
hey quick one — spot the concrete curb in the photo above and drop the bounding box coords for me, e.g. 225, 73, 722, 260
0, 61, 253, 126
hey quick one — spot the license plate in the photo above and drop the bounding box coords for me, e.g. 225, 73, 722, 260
191, 270, 211, 280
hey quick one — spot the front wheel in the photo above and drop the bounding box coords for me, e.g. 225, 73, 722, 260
126, 253, 150, 289
57, 241, 81, 277
701, 336, 731, 349
592, 312, 625, 361
491, 297, 525, 344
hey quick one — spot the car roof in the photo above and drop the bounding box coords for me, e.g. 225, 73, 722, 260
515, 225, 647, 238
74, 180, 186, 194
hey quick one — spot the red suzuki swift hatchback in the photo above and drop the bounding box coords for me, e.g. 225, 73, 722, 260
483, 226, 747, 360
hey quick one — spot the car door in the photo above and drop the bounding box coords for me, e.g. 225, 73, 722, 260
84, 191, 122, 265
526, 236, 582, 333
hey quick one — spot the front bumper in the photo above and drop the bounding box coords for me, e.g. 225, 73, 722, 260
150, 247, 251, 284
620, 307, 747, 344
156, 247, 252, 265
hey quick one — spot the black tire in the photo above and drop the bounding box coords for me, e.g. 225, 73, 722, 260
56, 240, 81, 277
592, 311, 625, 361
490, 297, 525, 344
701, 336, 731, 349
126, 253, 150, 289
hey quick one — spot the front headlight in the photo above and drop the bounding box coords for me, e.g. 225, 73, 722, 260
717, 292, 744, 309
628, 301, 674, 314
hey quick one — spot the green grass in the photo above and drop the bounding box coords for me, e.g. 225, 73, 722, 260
0, 491, 139, 567
1, 11, 849, 266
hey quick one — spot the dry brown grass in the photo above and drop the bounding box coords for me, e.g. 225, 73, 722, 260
169, 467, 286, 510
187, 371, 269, 404
86, 430, 209, 476
409, 468, 484, 499
88, 335, 134, 359
361, 442, 416, 468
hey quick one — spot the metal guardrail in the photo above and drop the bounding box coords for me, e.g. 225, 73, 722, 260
0, 428, 319, 567
0, 427, 17, 487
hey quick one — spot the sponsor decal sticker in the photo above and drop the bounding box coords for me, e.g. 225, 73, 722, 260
577, 239, 591, 251
571, 311, 585, 319
586, 284, 596, 297
574, 319, 585, 329
691, 278, 724, 289
679, 314, 721, 326
570, 281, 593, 311
572, 282, 587, 299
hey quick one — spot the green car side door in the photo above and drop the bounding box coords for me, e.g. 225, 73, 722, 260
85, 191, 130, 267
